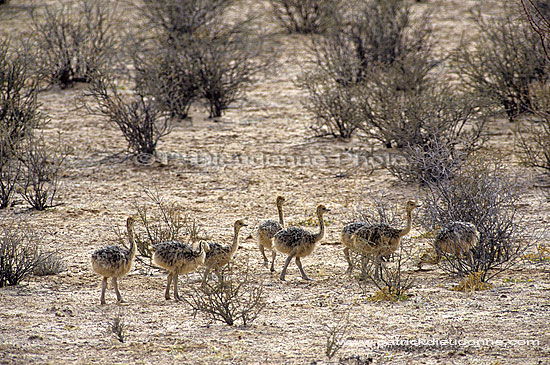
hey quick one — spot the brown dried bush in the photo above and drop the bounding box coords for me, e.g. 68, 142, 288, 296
453, 6, 550, 121
268, 0, 337, 34
30, 0, 119, 88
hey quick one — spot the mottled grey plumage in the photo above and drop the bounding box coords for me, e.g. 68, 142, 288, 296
419, 221, 480, 269
202, 220, 247, 285
258, 196, 285, 272
274, 204, 329, 281
341, 222, 369, 273
152, 240, 207, 301
342, 222, 369, 247
351, 201, 419, 278
91, 217, 136, 305
434, 221, 480, 254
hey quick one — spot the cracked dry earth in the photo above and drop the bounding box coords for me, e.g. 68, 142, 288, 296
1, 0, 550, 364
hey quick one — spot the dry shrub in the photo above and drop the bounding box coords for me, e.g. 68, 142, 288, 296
324, 311, 351, 359
0, 39, 42, 208
299, 0, 436, 139
131, 189, 207, 260
517, 82, 550, 171
30, 0, 119, 88
452, 272, 493, 292
134, 44, 198, 120
33, 251, 65, 276
136, 0, 270, 119
110, 310, 125, 343
453, 5, 550, 121
268, 0, 337, 34
18, 134, 67, 210
0, 221, 41, 287
422, 156, 539, 282
521, 0, 550, 61
83, 70, 171, 157
138, 0, 235, 40
184, 261, 265, 326
359, 248, 414, 302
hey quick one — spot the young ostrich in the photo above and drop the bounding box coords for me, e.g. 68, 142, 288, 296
418, 221, 480, 269
351, 200, 420, 279
152, 240, 208, 301
273, 204, 330, 281
202, 219, 247, 285
257, 196, 285, 272
91, 217, 136, 305
341, 221, 370, 273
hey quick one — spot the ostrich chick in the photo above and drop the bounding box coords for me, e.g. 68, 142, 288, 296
274, 204, 330, 281
341, 221, 370, 273
152, 240, 208, 301
91, 217, 136, 305
202, 219, 247, 285
352, 200, 419, 279
419, 221, 480, 269
257, 196, 285, 272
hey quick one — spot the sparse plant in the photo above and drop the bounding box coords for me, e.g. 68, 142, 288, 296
0, 39, 42, 208
18, 134, 66, 210
516, 82, 550, 172
358, 248, 414, 302
453, 6, 550, 121
452, 272, 493, 292
422, 156, 538, 282
300, 0, 436, 139
30, 0, 119, 88
136, 0, 270, 119
138, 0, 235, 42
193, 27, 271, 118
0, 221, 41, 287
184, 261, 265, 326
134, 43, 198, 120
268, 0, 337, 34
83, 70, 171, 157
131, 188, 207, 259
111, 310, 125, 343
324, 310, 351, 359
521, 0, 550, 60
33, 251, 66, 276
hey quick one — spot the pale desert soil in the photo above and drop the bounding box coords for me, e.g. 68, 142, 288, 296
0, 1, 549, 364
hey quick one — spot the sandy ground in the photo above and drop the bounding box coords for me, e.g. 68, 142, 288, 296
1, 0, 549, 364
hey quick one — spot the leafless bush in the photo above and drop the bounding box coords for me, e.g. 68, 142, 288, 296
134, 44, 198, 120
296, 72, 361, 138
422, 157, 536, 282
136, 0, 269, 119
184, 262, 265, 326
268, 0, 337, 34
521, 0, 550, 60
300, 0, 435, 138
18, 134, 66, 210
0, 40, 44, 208
193, 26, 271, 118
111, 310, 125, 343
0, 222, 41, 287
138, 0, 235, 42
33, 251, 65, 276
324, 310, 351, 359
355, 247, 414, 302
349, 190, 402, 227
453, 7, 550, 121
30, 0, 119, 88
516, 82, 550, 171
357, 77, 488, 183
83, 71, 171, 157
131, 188, 208, 260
